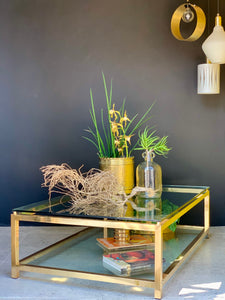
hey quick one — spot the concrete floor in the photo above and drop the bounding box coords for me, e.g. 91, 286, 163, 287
0, 226, 225, 300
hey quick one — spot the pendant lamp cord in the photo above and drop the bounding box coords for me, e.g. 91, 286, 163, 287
207, 0, 210, 35
217, 0, 220, 14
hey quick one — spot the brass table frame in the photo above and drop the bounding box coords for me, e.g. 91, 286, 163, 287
11, 186, 210, 299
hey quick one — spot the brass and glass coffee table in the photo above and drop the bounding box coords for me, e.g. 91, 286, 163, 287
11, 185, 210, 299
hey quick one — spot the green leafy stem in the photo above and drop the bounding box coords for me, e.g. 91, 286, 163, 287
135, 127, 171, 157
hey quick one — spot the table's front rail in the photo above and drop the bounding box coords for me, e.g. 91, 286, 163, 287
11, 213, 158, 231
18, 264, 155, 288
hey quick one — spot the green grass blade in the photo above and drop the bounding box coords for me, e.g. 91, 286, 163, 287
102, 72, 116, 157
101, 109, 112, 156
120, 98, 126, 117
83, 136, 99, 151
124, 113, 138, 133
129, 104, 154, 135
90, 89, 104, 157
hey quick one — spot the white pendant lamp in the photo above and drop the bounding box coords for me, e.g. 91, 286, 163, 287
197, 61, 220, 94
202, 6, 225, 64
198, 0, 222, 94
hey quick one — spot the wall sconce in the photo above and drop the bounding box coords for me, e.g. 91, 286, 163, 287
171, 0, 206, 42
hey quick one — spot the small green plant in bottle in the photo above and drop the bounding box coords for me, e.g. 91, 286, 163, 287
135, 127, 171, 198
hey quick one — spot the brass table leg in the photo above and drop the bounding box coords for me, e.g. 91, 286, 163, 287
11, 213, 20, 278
154, 223, 163, 299
204, 190, 210, 236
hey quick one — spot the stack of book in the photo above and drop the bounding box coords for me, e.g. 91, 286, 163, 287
97, 234, 162, 276
103, 249, 156, 276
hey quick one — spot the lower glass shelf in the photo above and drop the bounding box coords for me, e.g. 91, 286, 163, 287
22, 226, 202, 281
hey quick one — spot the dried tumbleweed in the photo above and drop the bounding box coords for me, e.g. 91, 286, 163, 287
40, 164, 127, 217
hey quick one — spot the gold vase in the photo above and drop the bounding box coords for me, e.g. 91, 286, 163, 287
99, 157, 134, 194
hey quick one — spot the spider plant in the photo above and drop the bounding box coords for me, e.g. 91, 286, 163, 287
135, 127, 171, 157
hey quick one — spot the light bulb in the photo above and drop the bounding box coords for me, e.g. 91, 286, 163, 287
182, 5, 194, 23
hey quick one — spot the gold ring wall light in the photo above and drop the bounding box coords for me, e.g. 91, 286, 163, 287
171, 3, 206, 41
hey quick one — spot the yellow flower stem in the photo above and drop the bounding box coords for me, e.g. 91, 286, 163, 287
120, 126, 128, 157
125, 142, 128, 157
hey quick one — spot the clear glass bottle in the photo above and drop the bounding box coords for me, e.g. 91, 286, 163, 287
135, 151, 162, 220
136, 151, 162, 198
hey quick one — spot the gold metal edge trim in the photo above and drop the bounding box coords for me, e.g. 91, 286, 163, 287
176, 224, 204, 233
13, 214, 157, 231
162, 187, 209, 193
161, 189, 209, 230
11, 214, 19, 278
154, 224, 163, 299
99, 157, 134, 165
13, 196, 69, 213
18, 264, 155, 288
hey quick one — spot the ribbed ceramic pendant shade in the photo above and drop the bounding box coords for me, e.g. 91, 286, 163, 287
197, 63, 220, 94
202, 14, 225, 64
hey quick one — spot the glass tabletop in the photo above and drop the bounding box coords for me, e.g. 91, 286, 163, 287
13, 185, 209, 223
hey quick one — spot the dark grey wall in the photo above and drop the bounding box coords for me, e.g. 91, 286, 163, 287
1, 0, 225, 225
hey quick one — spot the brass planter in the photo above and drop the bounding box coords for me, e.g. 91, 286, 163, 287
99, 157, 134, 194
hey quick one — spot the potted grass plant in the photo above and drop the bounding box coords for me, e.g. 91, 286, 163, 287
84, 73, 153, 194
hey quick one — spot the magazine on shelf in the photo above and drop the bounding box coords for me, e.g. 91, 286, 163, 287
97, 235, 154, 251
103, 249, 164, 276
